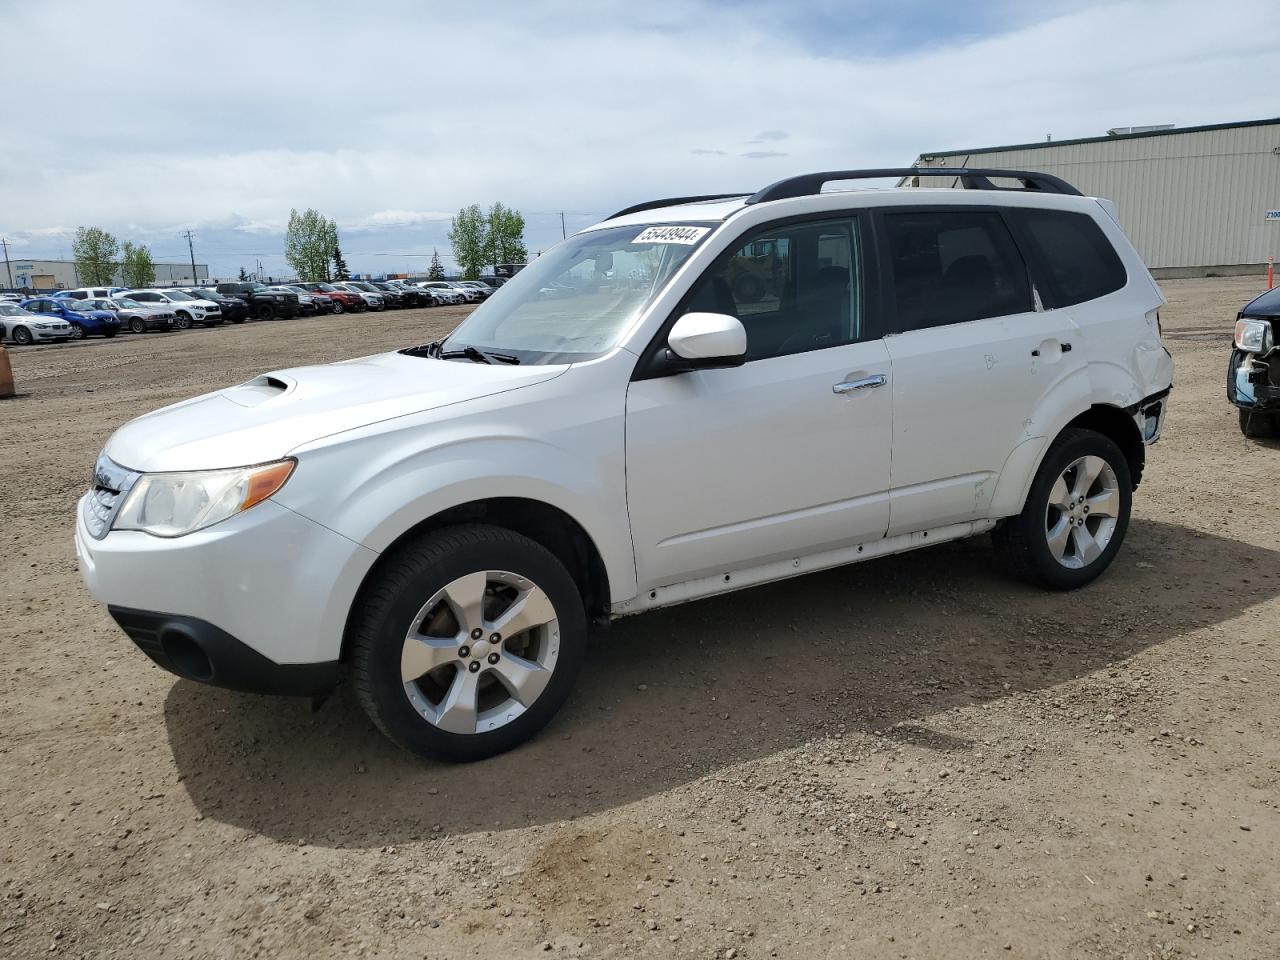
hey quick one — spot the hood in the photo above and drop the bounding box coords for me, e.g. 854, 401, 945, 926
104, 350, 567, 473
1241, 287, 1280, 319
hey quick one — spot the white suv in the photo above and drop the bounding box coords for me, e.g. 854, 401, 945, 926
75, 167, 1173, 761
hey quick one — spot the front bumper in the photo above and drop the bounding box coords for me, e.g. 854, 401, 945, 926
32, 327, 71, 341
75, 494, 379, 684
1228, 348, 1280, 411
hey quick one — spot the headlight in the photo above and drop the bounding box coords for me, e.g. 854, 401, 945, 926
1235, 318, 1274, 353
113, 459, 295, 537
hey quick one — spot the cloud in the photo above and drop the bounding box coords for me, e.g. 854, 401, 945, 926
1, 0, 1276, 278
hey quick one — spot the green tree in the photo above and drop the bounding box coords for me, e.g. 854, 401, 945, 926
448, 204, 488, 280
120, 241, 156, 288
487, 202, 527, 269
332, 242, 351, 281
284, 208, 338, 280
238, 266, 249, 281
427, 248, 445, 280
72, 227, 119, 286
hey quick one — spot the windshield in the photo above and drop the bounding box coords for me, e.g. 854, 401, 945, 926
442, 222, 714, 363
69, 301, 96, 312
163, 290, 195, 301
115, 298, 142, 307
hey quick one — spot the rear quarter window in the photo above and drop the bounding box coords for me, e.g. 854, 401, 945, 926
1010, 208, 1127, 308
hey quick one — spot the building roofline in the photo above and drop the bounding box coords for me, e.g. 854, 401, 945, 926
918, 117, 1280, 160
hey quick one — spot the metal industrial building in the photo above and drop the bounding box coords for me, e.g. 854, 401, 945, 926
906, 117, 1280, 277
0, 258, 208, 292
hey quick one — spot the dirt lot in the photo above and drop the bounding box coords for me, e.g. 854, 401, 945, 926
2, 278, 1277, 960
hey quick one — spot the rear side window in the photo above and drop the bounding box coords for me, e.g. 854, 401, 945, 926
1009, 208, 1126, 308
882, 210, 1032, 331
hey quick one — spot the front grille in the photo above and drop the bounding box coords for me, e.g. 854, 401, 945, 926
84, 486, 121, 539
84, 454, 139, 540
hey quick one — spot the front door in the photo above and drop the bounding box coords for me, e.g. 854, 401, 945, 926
625, 214, 892, 589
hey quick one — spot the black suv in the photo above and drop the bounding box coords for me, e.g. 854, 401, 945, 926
187, 288, 250, 324
371, 281, 431, 308
213, 282, 301, 321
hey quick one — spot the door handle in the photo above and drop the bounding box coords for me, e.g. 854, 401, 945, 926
832, 374, 887, 394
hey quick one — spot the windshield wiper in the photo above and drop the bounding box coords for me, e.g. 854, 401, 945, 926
440, 345, 521, 365
402, 340, 521, 364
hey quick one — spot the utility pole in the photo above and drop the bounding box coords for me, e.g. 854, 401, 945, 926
559, 212, 566, 240
183, 230, 198, 283
0, 237, 12, 289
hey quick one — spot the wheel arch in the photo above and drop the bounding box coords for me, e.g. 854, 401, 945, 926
990, 402, 1145, 520
340, 497, 612, 662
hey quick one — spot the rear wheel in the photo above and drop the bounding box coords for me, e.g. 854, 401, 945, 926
993, 428, 1132, 590
351, 524, 588, 762
129, 317, 147, 334
1238, 407, 1279, 438
13, 326, 33, 346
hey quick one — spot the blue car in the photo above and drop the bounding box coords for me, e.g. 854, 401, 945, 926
20, 296, 121, 340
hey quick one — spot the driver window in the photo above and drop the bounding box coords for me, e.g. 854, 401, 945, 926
683, 217, 861, 361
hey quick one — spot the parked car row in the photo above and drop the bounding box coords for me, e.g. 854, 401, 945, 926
0, 276, 504, 345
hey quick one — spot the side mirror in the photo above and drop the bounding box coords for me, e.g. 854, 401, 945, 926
666, 312, 747, 369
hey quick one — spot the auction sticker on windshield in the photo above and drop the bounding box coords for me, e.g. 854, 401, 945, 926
633, 225, 709, 245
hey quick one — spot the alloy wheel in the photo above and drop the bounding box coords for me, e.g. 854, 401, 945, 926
400, 570, 560, 735
1044, 455, 1120, 569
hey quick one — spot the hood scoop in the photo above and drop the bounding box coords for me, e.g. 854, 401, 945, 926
222, 374, 293, 408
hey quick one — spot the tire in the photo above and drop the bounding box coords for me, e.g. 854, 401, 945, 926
129, 317, 147, 334
350, 523, 588, 762
992, 427, 1132, 590
102, 329, 117, 338
173, 311, 193, 330
206, 318, 224, 327
331, 300, 346, 314
13, 326, 33, 346
69, 322, 85, 340
256, 303, 276, 321
1238, 407, 1280, 438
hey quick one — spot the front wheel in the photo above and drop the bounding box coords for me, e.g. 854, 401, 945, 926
13, 326, 33, 346
992, 428, 1132, 590
69, 322, 85, 340
102, 329, 117, 338
350, 524, 588, 762
1238, 407, 1279, 438
129, 317, 147, 334
331, 300, 345, 314
256, 303, 276, 321
174, 311, 193, 330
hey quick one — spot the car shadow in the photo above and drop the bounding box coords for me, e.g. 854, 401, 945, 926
163, 518, 1280, 847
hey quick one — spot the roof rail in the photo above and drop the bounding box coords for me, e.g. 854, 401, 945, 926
745, 167, 1082, 204
607, 194, 750, 220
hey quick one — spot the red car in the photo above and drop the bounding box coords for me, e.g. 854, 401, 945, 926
295, 282, 367, 313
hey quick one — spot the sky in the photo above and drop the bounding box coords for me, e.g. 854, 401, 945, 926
2, 0, 1278, 280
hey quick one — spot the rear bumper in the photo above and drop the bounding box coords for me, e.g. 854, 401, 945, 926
109, 606, 340, 695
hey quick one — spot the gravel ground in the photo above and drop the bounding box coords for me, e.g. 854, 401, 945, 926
1, 279, 1277, 959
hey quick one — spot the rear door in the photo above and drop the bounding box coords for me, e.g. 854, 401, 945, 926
876, 206, 1088, 535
